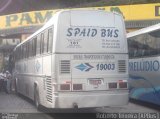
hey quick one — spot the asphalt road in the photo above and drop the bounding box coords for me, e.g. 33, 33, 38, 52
0, 92, 159, 119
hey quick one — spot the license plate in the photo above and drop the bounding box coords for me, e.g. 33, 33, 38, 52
89, 79, 102, 85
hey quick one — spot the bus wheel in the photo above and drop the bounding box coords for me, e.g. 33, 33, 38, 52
34, 87, 40, 110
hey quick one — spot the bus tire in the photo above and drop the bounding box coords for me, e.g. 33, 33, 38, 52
34, 86, 41, 110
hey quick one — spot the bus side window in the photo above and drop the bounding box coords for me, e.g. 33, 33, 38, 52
32, 37, 37, 56
36, 34, 41, 55
26, 43, 28, 58
23, 44, 26, 59
20, 46, 22, 60
22, 44, 25, 60
18, 47, 20, 60
14, 50, 17, 61
23, 43, 26, 59
29, 40, 33, 58
20, 45, 22, 60
41, 33, 44, 54
17, 47, 19, 60
48, 28, 53, 53
26, 41, 29, 58
43, 30, 48, 53
15, 50, 17, 61
16, 49, 18, 61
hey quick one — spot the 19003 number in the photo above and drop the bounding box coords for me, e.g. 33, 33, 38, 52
96, 64, 115, 71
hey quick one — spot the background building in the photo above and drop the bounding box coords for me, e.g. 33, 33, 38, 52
0, 1, 160, 70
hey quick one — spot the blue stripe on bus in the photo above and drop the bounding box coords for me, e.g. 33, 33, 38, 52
130, 87, 160, 105
129, 75, 160, 105
129, 75, 146, 80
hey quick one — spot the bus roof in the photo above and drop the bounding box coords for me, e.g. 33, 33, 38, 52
15, 9, 122, 49
127, 23, 160, 38
14, 9, 125, 51
14, 10, 61, 50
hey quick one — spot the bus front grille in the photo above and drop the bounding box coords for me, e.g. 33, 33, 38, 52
46, 78, 52, 103
60, 60, 70, 74
118, 60, 126, 73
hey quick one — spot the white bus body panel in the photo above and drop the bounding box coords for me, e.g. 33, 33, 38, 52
53, 10, 128, 54
15, 10, 129, 109
53, 54, 128, 108
49, 10, 128, 108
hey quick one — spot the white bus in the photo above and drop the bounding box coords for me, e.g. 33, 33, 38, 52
12, 10, 129, 109
127, 23, 160, 105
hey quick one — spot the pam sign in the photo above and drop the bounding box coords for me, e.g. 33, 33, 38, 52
0, 10, 56, 29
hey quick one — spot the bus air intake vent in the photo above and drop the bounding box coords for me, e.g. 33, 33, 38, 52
60, 60, 70, 74
118, 60, 126, 73
46, 78, 52, 103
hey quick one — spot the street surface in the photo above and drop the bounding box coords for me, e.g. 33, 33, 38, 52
0, 92, 159, 119
0, 92, 38, 113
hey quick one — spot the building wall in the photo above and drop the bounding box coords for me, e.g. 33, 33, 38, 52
0, 3, 160, 71
0, 3, 160, 34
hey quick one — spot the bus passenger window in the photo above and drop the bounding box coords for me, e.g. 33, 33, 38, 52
21, 44, 25, 59
32, 37, 37, 56
36, 35, 41, 55
41, 33, 44, 54
48, 28, 53, 53
19, 46, 22, 60
23, 43, 27, 59
18, 47, 20, 60
43, 30, 48, 53
26, 42, 29, 58
29, 40, 32, 57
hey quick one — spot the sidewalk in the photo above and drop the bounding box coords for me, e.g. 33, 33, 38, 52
0, 92, 39, 113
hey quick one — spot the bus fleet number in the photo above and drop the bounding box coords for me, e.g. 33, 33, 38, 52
96, 64, 115, 71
